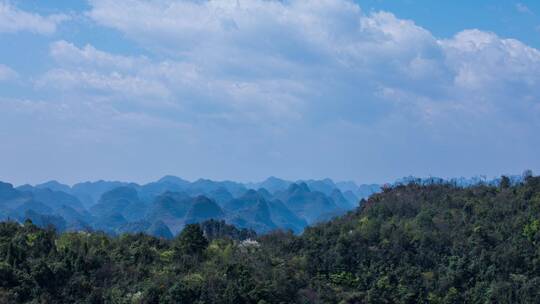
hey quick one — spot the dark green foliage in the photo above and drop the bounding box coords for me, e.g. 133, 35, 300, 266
199, 219, 256, 241
174, 224, 208, 256
500, 175, 511, 189
1, 176, 540, 303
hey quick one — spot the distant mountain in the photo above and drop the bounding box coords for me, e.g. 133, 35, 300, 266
71, 180, 132, 208
55, 205, 92, 231
228, 196, 277, 233
302, 178, 336, 196
256, 188, 272, 200
15, 200, 52, 216
136, 182, 185, 202
93, 213, 128, 234
266, 199, 307, 233
0, 176, 385, 237
0, 182, 93, 231
335, 180, 359, 193
35, 180, 72, 193
206, 188, 234, 207
157, 175, 190, 186
189, 179, 247, 197
248, 177, 380, 202
275, 183, 339, 224
184, 196, 224, 225
90, 186, 147, 222
17, 187, 85, 212
335, 180, 381, 199
146, 192, 225, 234
136, 176, 188, 202
221, 189, 306, 234
342, 190, 359, 206
223, 189, 262, 212
148, 191, 191, 219
330, 188, 354, 210
0, 183, 39, 219
147, 220, 174, 239
146, 192, 193, 233
246, 177, 292, 193
0, 182, 29, 204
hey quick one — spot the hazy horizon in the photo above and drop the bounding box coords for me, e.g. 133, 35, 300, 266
2, 171, 532, 189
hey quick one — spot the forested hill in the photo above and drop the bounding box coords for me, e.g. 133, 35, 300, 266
1, 175, 540, 303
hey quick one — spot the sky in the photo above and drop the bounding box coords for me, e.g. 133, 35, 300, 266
0, 0, 539, 186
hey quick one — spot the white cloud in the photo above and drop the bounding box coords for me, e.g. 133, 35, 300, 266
50, 40, 146, 71
81, 0, 540, 126
44, 39, 307, 120
441, 30, 540, 94
29, 0, 540, 175
0, 64, 17, 81
3, 0, 540, 183
36, 68, 171, 100
86, 0, 436, 64
0, 2, 68, 34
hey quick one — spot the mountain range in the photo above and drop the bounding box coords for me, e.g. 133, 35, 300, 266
0, 174, 524, 238
0, 176, 382, 237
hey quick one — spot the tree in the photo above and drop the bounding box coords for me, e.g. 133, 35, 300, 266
500, 175, 511, 189
523, 169, 533, 181
174, 224, 209, 257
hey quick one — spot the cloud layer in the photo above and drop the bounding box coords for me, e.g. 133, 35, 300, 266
80, 0, 540, 126
1, 0, 540, 184
0, 2, 68, 34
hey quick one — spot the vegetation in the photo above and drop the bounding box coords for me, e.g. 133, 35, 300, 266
1, 176, 540, 303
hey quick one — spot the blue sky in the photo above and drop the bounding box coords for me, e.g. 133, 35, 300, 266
0, 0, 539, 185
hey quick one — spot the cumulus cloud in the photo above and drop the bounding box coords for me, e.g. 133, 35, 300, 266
43, 39, 306, 121
36, 69, 171, 100
0, 2, 68, 34
50, 40, 147, 71
441, 30, 540, 93
20, 0, 539, 182
0, 64, 17, 81
81, 0, 540, 125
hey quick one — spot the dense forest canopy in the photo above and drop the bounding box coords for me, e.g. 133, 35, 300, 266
1, 175, 540, 303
